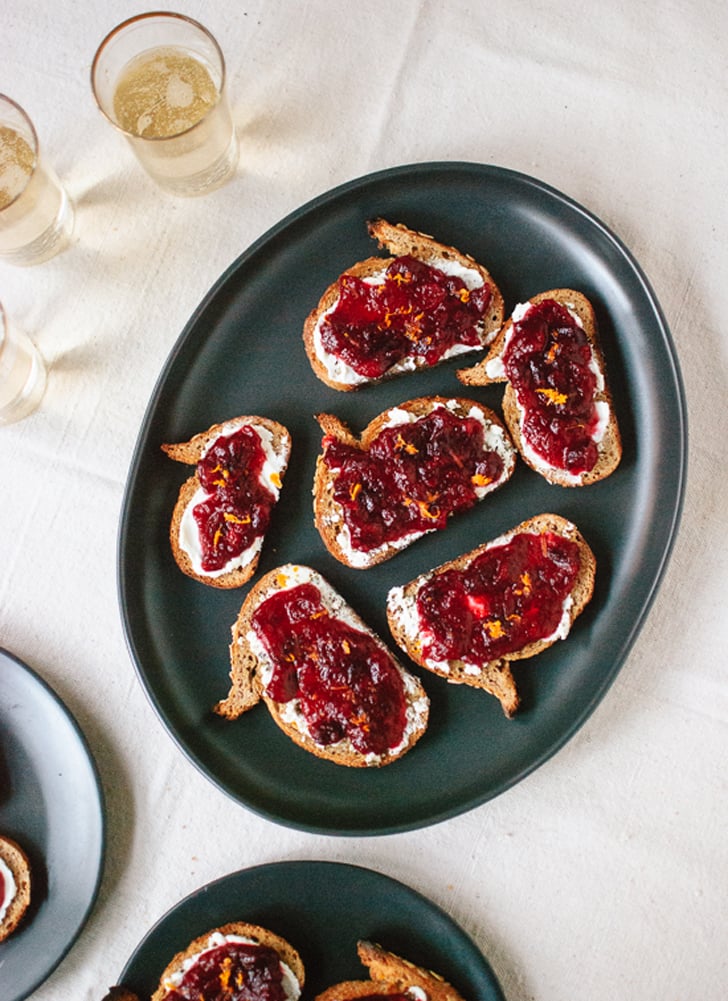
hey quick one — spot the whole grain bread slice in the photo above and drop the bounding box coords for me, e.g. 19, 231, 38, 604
161, 415, 292, 588
0, 834, 31, 943
368, 220, 504, 331
150, 921, 304, 1001
315, 940, 466, 1001
458, 289, 622, 486
303, 219, 504, 391
313, 396, 516, 569
386, 513, 596, 717
214, 564, 430, 767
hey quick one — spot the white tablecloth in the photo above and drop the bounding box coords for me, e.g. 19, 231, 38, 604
1, 2, 726, 999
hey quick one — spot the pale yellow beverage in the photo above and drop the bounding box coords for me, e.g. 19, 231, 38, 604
92, 14, 239, 196
0, 97, 74, 266
113, 48, 218, 138
0, 303, 47, 425
0, 126, 68, 255
0, 126, 35, 208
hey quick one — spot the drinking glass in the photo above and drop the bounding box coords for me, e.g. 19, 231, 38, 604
0, 303, 47, 425
0, 95, 74, 266
91, 12, 239, 196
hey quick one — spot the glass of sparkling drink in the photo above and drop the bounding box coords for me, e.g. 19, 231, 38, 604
91, 12, 239, 196
0, 302, 47, 426
0, 95, 74, 266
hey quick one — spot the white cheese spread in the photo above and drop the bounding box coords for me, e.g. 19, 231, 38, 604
407, 987, 429, 1001
0, 857, 16, 924
178, 420, 288, 579
332, 400, 515, 565
313, 258, 487, 386
387, 521, 579, 672
245, 565, 429, 764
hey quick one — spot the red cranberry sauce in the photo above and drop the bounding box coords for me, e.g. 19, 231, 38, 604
323, 407, 506, 553
503, 299, 601, 474
252, 582, 408, 755
163, 940, 288, 1001
416, 532, 581, 663
193, 426, 275, 573
319, 254, 492, 379
349, 995, 411, 1000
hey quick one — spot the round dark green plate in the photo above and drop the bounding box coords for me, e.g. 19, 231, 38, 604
118, 161, 687, 835
118, 860, 505, 999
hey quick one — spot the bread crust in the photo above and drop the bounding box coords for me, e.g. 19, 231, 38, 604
315, 940, 466, 1001
313, 396, 516, 569
386, 513, 597, 717
458, 289, 622, 486
150, 921, 305, 1001
303, 219, 504, 391
161, 416, 292, 588
214, 565, 430, 767
0, 834, 31, 942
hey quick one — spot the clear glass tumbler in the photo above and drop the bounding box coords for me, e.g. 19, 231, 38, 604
91, 12, 239, 196
0, 95, 74, 266
0, 303, 47, 425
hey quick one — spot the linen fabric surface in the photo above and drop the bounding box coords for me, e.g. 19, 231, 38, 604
1, 2, 726, 1000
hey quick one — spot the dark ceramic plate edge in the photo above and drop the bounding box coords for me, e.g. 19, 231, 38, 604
0, 647, 106, 1001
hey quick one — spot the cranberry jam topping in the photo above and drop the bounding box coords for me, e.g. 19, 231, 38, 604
193, 426, 276, 573
503, 299, 602, 475
416, 531, 581, 663
323, 406, 507, 553
164, 940, 288, 1001
252, 582, 408, 755
319, 254, 492, 379
350, 995, 411, 1001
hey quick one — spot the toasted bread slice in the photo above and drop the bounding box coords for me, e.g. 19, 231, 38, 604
215, 564, 430, 767
100, 989, 140, 1001
458, 289, 622, 486
313, 396, 516, 569
0, 834, 31, 943
150, 921, 304, 1001
387, 513, 596, 717
303, 219, 504, 391
162, 416, 292, 588
315, 940, 466, 1001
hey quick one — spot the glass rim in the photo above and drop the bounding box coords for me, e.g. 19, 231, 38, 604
90, 10, 228, 142
0, 94, 40, 213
